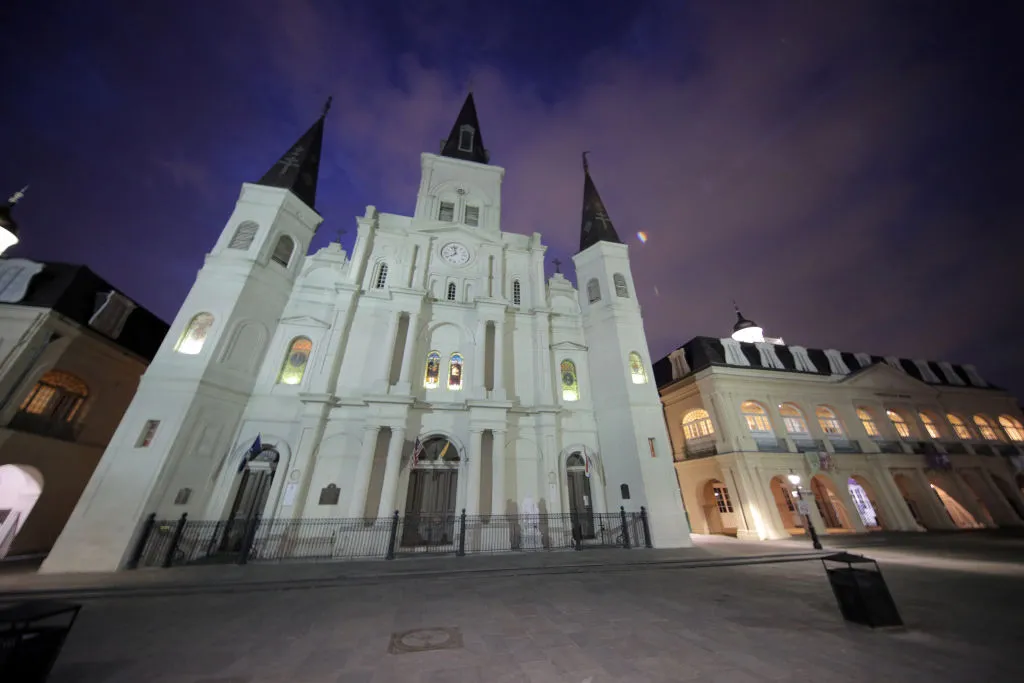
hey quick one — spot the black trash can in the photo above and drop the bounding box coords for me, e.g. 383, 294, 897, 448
822, 552, 903, 628
0, 600, 82, 682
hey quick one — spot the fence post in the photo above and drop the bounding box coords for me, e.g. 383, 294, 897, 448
162, 513, 188, 568
457, 509, 467, 557
238, 517, 261, 565
125, 513, 156, 570
386, 510, 400, 560
619, 506, 631, 549
640, 506, 653, 548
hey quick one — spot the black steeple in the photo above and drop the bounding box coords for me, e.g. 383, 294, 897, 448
256, 97, 331, 209
440, 93, 489, 164
579, 152, 623, 252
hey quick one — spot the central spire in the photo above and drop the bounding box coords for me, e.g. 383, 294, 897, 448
579, 152, 623, 252
440, 93, 489, 164
256, 97, 331, 210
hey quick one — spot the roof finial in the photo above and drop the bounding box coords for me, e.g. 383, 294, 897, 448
582, 151, 590, 174
8, 186, 27, 205
553, 258, 562, 273
733, 299, 741, 315
322, 96, 333, 118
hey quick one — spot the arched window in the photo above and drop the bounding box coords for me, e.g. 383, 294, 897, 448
857, 408, 881, 437
512, 279, 521, 307
816, 406, 844, 436
271, 235, 294, 267
613, 273, 629, 298
628, 352, 648, 384
779, 403, 809, 435
586, 278, 601, 303
947, 413, 971, 440
560, 360, 579, 401
373, 262, 389, 289
998, 415, 1024, 442
175, 312, 214, 355
458, 124, 475, 152
919, 412, 940, 439
228, 221, 258, 250
446, 282, 457, 301
19, 370, 89, 424
682, 409, 715, 441
423, 351, 441, 389
741, 401, 772, 434
887, 410, 910, 439
447, 353, 464, 391
277, 337, 312, 385
973, 415, 998, 440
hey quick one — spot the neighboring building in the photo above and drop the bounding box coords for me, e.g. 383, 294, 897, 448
655, 310, 1024, 541
0, 259, 168, 558
42, 95, 691, 573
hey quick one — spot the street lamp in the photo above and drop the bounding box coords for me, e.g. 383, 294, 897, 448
786, 472, 822, 550
0, 187, 27, 256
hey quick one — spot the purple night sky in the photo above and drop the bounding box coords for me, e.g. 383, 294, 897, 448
2, 1, 1023, 396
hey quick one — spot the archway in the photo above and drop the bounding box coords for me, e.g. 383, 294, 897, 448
955, 472, 997, 526
769, 475, 803, 534
0, 465, 43, 559
991, 476, 1024, 522
566, 453, 595, 539
700, 479, 738, 536
401, 436, 460, 547
810, 475, 854, 530
223, 446, 280, 552
892, 474, 927, 527
929, 482, 982, 529
847, 475, 886, 530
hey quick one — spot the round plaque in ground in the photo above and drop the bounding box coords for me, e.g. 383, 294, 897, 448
387, 626, 463, 654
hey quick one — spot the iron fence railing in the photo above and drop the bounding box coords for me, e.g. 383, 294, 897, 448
127, 507, 653, 569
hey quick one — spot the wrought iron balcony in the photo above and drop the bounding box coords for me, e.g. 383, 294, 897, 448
940, 441, 967, 455
971, 443, 996, 456
7, 411, 79, 442
874, 439, 903, 454
908, 440, 938, 455
683, 441, 718, 460
829, 439, 863, 453
793, 438, 825, 453
754, 437, 789, 453
995, 443, 1022, 456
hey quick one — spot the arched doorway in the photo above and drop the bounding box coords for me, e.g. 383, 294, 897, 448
700, 479, 737, 535
566, 453, 595, 539
222, 446, 280, 552
893, 474, 926, 527
929, 482, 982, 529
847, 475, 885, 530
401, 436, 460, 548
769, 476, 803, 533
0, 465, 43, 559
810, 475, 853, 530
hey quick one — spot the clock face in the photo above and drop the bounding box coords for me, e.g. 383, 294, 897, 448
440, 242, 470, 265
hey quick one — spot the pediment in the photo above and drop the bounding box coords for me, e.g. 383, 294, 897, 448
414, 223, 501, 245
551, 340, 588, 352
840, 362, 937, 395
279, 314, 331, 329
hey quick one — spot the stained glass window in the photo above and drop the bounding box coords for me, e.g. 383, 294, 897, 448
448, 353, 464, 391
277, 337, 312, 385
424, 351, 441, 389
560, 360, 579, 401
628, 352, 647, 384
175, 312, 214, 355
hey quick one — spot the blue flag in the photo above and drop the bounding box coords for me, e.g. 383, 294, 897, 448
238, 434, 262, 472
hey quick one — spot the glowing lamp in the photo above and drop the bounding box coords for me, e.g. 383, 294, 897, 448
787, 473, 801, 486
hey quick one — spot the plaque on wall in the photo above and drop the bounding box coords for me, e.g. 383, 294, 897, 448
319, 484, 340, 505
174, 488, 192, 505
620, 484, 631, 500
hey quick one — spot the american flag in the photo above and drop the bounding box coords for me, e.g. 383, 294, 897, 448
411, 437, 423, 467
583, 446, 592, 479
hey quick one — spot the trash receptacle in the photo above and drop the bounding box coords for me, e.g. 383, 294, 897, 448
822, 552, 903, 628
0, 600, 82, 682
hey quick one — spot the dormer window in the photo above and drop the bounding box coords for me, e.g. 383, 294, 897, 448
438, 201, 455, 222
464, 205, 479, 226
458, 125, 475, 152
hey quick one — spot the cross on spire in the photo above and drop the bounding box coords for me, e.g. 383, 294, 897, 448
578, 152, 622, 252
553, 258, 562, 273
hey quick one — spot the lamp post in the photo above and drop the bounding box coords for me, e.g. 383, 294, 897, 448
0, 187, 27, 256
787, 472, 822, 550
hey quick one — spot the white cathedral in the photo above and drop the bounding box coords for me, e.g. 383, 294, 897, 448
42, 95, 692, 573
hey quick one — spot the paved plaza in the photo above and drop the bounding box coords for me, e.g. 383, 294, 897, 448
15, 532, 1024, 682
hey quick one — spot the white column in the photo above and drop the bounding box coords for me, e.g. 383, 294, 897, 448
493, 319, 505, 394
474, 319, 487, 395
347, 425, 381, 517
377, 426, 407, 517
465, 429, 484, 515
397, 313, 420, 388
380, 312, 401, 387
491, 429, 507, 515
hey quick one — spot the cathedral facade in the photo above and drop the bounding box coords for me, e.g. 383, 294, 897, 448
43, 95, 691, 573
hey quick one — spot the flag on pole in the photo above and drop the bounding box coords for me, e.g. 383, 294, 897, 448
438, 440, 451, 461
411, 437, 423, 467
583, 446, 592, 479
238, 434, 262, 472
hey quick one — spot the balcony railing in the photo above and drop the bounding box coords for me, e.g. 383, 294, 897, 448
908, 440, 939, 455
874, 439, 903, 454
829, 439, 863, 453
754, 437, 789, 453
7, 411, 79, 442
683, 441, 718, 460
793, 438, 825, 453
972, 443, 996, 457
940, 441, 967, 455
995, 443, 1022, 456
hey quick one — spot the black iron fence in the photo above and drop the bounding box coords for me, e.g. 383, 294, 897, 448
127, 507, 653, 569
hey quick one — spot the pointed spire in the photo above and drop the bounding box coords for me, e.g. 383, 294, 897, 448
579, 152, 623, 252
256, 98, 331, 209
440, 93, 489, 164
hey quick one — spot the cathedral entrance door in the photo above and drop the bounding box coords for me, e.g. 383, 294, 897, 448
400, 437, 460, 549
222, 449, 279, 554
566, 453, 595, 540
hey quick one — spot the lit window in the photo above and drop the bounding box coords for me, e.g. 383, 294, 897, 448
857, 408, 880, 437
999, 415, 1024, 442
277, 337, 312, 385
136, 420, 160, 448
458, 125, 475, 152
512, 280, 521, 307
613, 273, 629, 298
816, 406, 844, 436
271, 235, 294, 267
682, 409, 715, 441
373, 263, 388, 289
424, 351, 441, 389
465, 205, 479, 226
779, 403, 809, 435
713, 485, 734, 513
447, 352, 464, 390
447, 282, 457, 301
560, 360, 579, 401
586, 278, 601, 303
741, 401, 773, 434
628, 352, 648, 384
228, 221, 259, 250
973, 415, 998, 441
887, 410, 911, 439
438, 201, 455, 221
19, 370, 88, 424
175, 312, 214, 355
919, 413, 940, 439
947, 414, 971, 440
